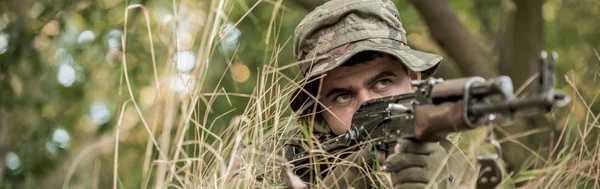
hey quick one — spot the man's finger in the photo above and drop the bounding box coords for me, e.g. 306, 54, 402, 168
390, 167, 430, 186
384, 153, 427, 172
395, 139, 443, 154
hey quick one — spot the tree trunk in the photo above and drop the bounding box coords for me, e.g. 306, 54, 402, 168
499, 0, 544, 86
497, 0, 557, 173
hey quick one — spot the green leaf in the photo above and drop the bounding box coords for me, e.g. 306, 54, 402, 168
118, 176, 126, 189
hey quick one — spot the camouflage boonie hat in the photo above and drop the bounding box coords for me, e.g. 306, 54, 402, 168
291, 0, 442, 113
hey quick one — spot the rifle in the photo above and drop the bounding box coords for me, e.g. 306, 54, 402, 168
288, 52, 571, 187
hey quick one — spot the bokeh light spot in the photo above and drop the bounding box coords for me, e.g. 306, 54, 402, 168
175, 51, 196, 72
77, 30, 95, 45
0, 14, 9, 31
232, 63, 250, 83
33, 34, 51, 50
57, 64, 76, 87
52, 128, 71, 149
140, 86, 157, 107
105, 29, 123, 50
5, 152, 21, 171
90, 102, 111, 125
0, 32, 8, 54
177, 20, 194, 50
10, 73, 22, 97
219, 22, 241, 53
41, 20, 60, 36
543, 2, 556, 22
30, 3, 45, 19
45, 141, 58, 156
121, 106, 140, 130
171, 74, 195, 94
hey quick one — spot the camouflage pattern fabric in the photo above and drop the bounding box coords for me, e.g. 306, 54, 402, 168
293, 0, 442, 79
291, 0, 442, 112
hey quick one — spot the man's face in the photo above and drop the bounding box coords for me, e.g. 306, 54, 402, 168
319, 55, 420, 135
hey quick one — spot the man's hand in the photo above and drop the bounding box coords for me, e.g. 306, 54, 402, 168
384, 139, 452, 189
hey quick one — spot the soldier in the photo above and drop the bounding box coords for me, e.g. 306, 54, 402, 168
284, 0, 469, 188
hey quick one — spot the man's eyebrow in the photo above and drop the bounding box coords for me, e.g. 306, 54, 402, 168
365, 71, 396, 86
324, 86, 353, 98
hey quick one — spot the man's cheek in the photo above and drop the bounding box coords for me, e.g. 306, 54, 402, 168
333, 108, 351, 125
343, 107, 357, 130
391, 83, 413, 95
328, 108, 353, 135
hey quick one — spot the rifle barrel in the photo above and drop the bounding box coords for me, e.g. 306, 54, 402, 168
469, 92, 568, 116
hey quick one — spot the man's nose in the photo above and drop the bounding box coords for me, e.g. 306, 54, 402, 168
355, 91, 383, 108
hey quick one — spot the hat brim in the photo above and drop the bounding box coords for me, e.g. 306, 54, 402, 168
305, 42, 442, 79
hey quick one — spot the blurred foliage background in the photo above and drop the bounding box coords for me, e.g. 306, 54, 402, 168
0, 0, 599, 188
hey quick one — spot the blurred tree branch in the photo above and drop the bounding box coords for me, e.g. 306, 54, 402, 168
410, 0, 498, 78
408, 45, 463, 79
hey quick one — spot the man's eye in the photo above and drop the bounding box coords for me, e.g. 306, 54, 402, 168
334, 93, 353, 104
373, 79, 391, 90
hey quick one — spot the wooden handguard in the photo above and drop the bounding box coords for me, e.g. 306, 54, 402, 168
414, 101, 469, 142
430, 78, 471, 98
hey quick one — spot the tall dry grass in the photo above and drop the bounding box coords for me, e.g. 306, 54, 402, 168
111, 0, 304, 188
